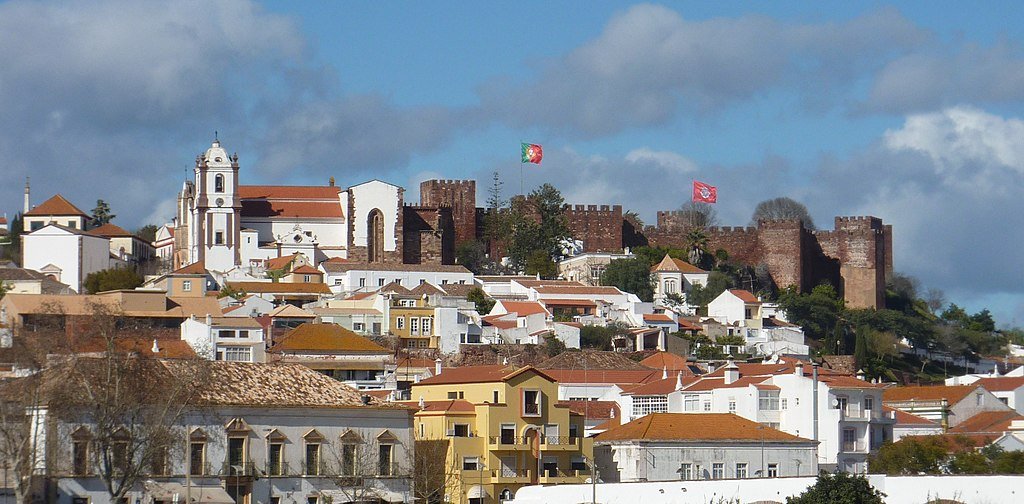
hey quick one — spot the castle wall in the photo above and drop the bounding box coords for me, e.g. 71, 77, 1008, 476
563, 204, 623, 253
402, 206, 453, 265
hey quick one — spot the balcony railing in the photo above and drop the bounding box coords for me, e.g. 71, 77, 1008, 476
491, 468, 532, 481
221, 460, 257, 477
540, 436, 581, 447
841, 440, 868, 453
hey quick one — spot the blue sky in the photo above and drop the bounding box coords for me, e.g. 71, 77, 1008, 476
3, 1, 1024, 326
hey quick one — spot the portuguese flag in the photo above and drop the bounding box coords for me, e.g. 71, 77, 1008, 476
521, 143, 543, 164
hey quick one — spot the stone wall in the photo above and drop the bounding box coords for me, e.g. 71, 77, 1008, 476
402, 206, 453, 265
419, 179, 476, 246
563, 204, 623, 252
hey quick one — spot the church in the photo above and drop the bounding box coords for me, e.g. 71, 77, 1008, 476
172, 138, 463, 273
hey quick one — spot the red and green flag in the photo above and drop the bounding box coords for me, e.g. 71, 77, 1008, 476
521, 143, 543, 164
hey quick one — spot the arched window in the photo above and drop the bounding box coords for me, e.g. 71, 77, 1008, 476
665, 279, 677, 294
367, 209, 384, 263
499, 489, 514, 502
214, 174, 224, 193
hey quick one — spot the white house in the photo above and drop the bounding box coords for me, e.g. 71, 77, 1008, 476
33, 361, 414, 504
321, 261, 473, 296
23, 194, 90, 232
974, 376, 1024, 414
483, 300, 580, 348
22, 224, 111, 293
594, 413, 818, 482
650, 255, 708, 304
707, 289, 808, 357
89, 223, 155, 266
180, 314, 267, 363
558, 252, 634, 286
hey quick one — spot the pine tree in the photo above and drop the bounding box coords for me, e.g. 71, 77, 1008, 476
90, 200, 115, 228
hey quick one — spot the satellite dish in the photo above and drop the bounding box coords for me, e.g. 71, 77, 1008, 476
831, 398, 839, 407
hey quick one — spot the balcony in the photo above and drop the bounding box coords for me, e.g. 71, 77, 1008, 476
841, 440, 868, 453
488, 435, 526, 450
537, 469, 589, 484
221, 459, 258, 479
491, 468, 532, 484
540, 436, 582, 451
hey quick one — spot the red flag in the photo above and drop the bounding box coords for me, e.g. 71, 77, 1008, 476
692, 180, 717, 203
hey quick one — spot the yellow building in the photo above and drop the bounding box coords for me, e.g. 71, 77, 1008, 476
409, 365, 593, 504
388, 294, 437, 349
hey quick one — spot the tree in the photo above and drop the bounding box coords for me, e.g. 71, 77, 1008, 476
486, 171, 504, 210
675, 201, 718, 229
868, 435, 966, 475
623, 209, 644, 228
528, 183, 571, 258
685, 228, 711, 268
1, 213, 24, 263
686, 271, 734, 309
466, 287, 495, 315
924, 287, 946, 314
524, 249, 558, 278
83, 268, 143, 294
90, 199, 116, 228
854, 326, 869, 369
787, 471, 885, 504
600, 258, 654, 302
134, 224, 159, 243
413, 440, 460, 504
777, 284, 844, 342
750, 197, 815, 230
455, 240, 487, 274
579, 323, 630, 351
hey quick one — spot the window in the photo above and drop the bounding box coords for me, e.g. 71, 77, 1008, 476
712, 463, 723, 479
189, 442, 205, 476
703, 401, 711, 412
183, 280, 192, 292
150, 446, 168, 475
305, 443, 321, 475
342, 444, 357, 476
542, 457, 557, 477
271, 498, 280, 504
735, 463, 747, 479
396, 317, 405, 330
268, 443, 283, 476
359, 278, 366, 287
378, 278, 385, 287
842, 427, 857, 452
767, 463, 778, 478
745, 308, 753, 319
30, 221, 42, 231
215, 174, 225, 193
500, 424, 516, 444
781, 398, 788, 410
353, 322, 365, 332
223, 346, 252, 362
694, 464, 703, 480
219, 330, 235, 338
683, 395, 699, 412
665, 279, 677, 294
68, 221, 77, 229
238, 330, 248, 339
571, 456, 587, 472
632, 396, 668, 417
378, 444, 393, 476
493, 390, 500, 404
836, 395, 849, 414
452, 424, 469, 437
307, 498, 318, 504
447, 391, 464, 400
976, 393, 984, 406
522, 390, 541, 416
215, 231, 224, 245
864, 396, 874, 411
410, 317, 419, 335
463, 457, 479, 471
303, 275, 311, 282
728, 399, 736, 413
422, 317, 432, 334
228, 437, 246, 473
758, 391, 780, 411
679, 463, 692, 480
73, 440, 89, 475
569, 423, 579, 441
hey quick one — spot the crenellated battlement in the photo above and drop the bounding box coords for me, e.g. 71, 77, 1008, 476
563, 204, 621, 214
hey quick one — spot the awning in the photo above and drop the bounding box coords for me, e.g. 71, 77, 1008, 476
143, 482, 235, 504
467, 485, 488, 499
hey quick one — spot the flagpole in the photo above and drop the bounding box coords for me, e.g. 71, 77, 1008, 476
520, 140, 525, 196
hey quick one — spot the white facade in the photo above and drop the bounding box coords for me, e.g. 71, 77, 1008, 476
180, 315, 266, 363
22, 224, 111, 293
595, 440, 818, 482
322, 263, 474, 296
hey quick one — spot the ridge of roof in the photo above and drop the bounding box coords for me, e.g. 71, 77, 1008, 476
24, 194, 88, 217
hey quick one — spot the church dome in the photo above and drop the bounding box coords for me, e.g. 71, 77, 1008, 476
203, 138, 231, 166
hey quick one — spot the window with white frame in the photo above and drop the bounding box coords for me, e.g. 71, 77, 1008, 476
223, 346, 252, 362
679, 463, 692, 480
631, 395, 668, 417
665, 279, 677, 294
735, 463, 747, 478
767, 463, 778, 477
182, 280, 192, 292
410, 317, 419, 335
728, 399, 736, 413
396, 317, 405, 330
422, 317, 432, 334
712, 463, 724, 479
683, 395, 699, 412
758, 391, 780, 411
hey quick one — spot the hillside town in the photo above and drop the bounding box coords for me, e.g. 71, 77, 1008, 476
0, 137, 1022, 504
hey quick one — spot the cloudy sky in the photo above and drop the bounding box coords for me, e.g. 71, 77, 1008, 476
4, 1, 1024, 325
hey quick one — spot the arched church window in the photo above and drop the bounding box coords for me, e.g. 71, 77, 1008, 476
665, 279, 677, 294
367, 209, 384, 263
215, 174, 224, 193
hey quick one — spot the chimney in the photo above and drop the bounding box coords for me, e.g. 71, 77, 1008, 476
329, 176, 335, 187
205, 314, 212, 326
940, 398, 950, 432
857, 369, 866, 381
723, 359, 739, 385
662, 366, 668, 380
794, 361, 804, 376
675, 371, 683, 391
418, 396, 425, 409
435, 358, 442, 376
151, 339, 160, 354
812, 363, 819, 442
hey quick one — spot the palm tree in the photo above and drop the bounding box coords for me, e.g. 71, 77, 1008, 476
686, 228, 708, 266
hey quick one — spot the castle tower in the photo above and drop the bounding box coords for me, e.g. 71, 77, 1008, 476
191, 137, 241, 271
419, 180, 476, 245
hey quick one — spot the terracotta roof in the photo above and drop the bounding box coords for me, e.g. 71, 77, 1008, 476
497, 301, 549, 317
269, 323, 389, 353
683, 375, 771, 392
542, 369, 659, 385
677, 318, 703, 331
538, 350, 651, 371
409, 282, 445, 296
592, 417, 620, 431
817, 374, 884, 389
640, 352, 694, 373
268, 304, 317, 318
481, 314, 517, 330
651, 255, 706, 274
186, 361, 404, 409
949, 410, 1023, 435
405, 400, 476, 413
415, 365, 556, 386
239, 186, 343, 219
643, 313, 674, 323
555, 400, 620, 420
883, 406, 939, 426
24, 194, 88, 217
321, 262, 471, 274
625, 374, 700, 395
2, 293, 222, 319
172, 261, 207, 275
396, 357, 437, 369
265, 254, 300, 271
344, 291, 377, 301
596, 413, 815, 443
513, 279, 583, 288
975, 376, 1024, 392
438, 283, 477, 297
379, 281, 413, 295
729, 289, 760, 303
88, 223, 135, 238
532, 285, 624, 296
291, 265, 321, 275
539, 298, 597, 308
883, 385, 981, 404
226, 282, 331, 295
71, 335, 197, 359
